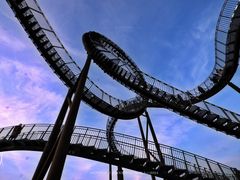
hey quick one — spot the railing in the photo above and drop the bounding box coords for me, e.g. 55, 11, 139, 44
7, 0, 240, 127
140, 0, 240, 100
93, 31, 240, 127
137, 71, 240, 123
0, 124, 238, 179
7, 0, 144, 117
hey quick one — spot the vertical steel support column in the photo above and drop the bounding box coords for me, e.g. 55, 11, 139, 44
117, 166, 124, 180
109, 145, 112, 180
33, 88, 74, 180
46, 56, 92, 180
37, 133, 62, 179
145, 111, 165, 165
137, 117, 156, 180
228, 82, 240, 94
109, 164, 112, 180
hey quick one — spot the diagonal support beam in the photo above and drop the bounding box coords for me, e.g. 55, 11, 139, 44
228, 82, 240, 94
33, 88, 74, 179
145, 110, 165, 165
46, 55, 92, 180
137, 116, 156, 180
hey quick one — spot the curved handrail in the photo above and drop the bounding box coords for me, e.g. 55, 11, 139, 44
6, 0, 240, 118
84, 29, 240, 138
82, 0, 240, 104
6, 0, 146, 119
0, 124, 239, 179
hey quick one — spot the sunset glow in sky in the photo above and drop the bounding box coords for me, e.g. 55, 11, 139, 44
0, 0, 240, 179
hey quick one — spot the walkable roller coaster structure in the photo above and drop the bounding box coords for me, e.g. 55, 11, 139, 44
1, 0, 240, 179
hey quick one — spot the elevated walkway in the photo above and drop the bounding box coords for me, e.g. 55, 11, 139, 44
0, 124, 239, 179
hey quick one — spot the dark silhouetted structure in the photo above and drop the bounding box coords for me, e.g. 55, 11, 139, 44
4, 0, 240, 179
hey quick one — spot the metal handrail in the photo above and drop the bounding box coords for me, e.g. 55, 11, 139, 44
0, 124, 238, 179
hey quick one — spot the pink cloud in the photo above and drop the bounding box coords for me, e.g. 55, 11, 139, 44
0, 57, 64, 127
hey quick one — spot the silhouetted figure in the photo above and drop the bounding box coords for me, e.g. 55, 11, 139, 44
210, 69, 223, 84
9, 124, 23, 140
216, 69, 223, 75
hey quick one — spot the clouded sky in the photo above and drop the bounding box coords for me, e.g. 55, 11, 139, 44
0, 0, 240, 179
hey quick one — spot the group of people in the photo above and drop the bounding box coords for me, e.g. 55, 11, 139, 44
9, 124, 23, 140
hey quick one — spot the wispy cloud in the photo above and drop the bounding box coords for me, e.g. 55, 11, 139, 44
0, 57, 64, 127
0, 26, 27, 52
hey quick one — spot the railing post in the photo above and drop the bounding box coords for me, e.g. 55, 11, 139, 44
80, 128, 89, 145
40, 124, 52, 140
230, 168, 240, 179
26, 124, 35, 139
217, 163, 227, 178
194, 155, 202, 177
205, 159, 216, 179
170, 147, 176, 168
182, 151, 188, 171
94, 130, 101, 147
0, 128, 4, 135
133, 138, 136, 156
76, 133, 81, 144
4, 127, 14, 140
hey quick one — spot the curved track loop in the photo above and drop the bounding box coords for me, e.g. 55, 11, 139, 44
6, 0, 240, 138
1, 124, 239, 180
83, 0, 240, 104
83, 30, 240, 138
6, 0, 147, 119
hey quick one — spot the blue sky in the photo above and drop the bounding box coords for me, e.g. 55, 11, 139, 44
0, 0, 240, 179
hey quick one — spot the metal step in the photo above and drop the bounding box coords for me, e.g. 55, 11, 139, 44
97, 148, 108, 154
145, 161, 160, 170
172, 168, 187, 178
132, 158, 148, 166
119, 154, 134, 163
213, 118, 228, 127
205, 114, 219, 122
197, 110, 209, 117
187, 106, 199, 114
185, 172, 201, 179
158, 165, 175, 174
